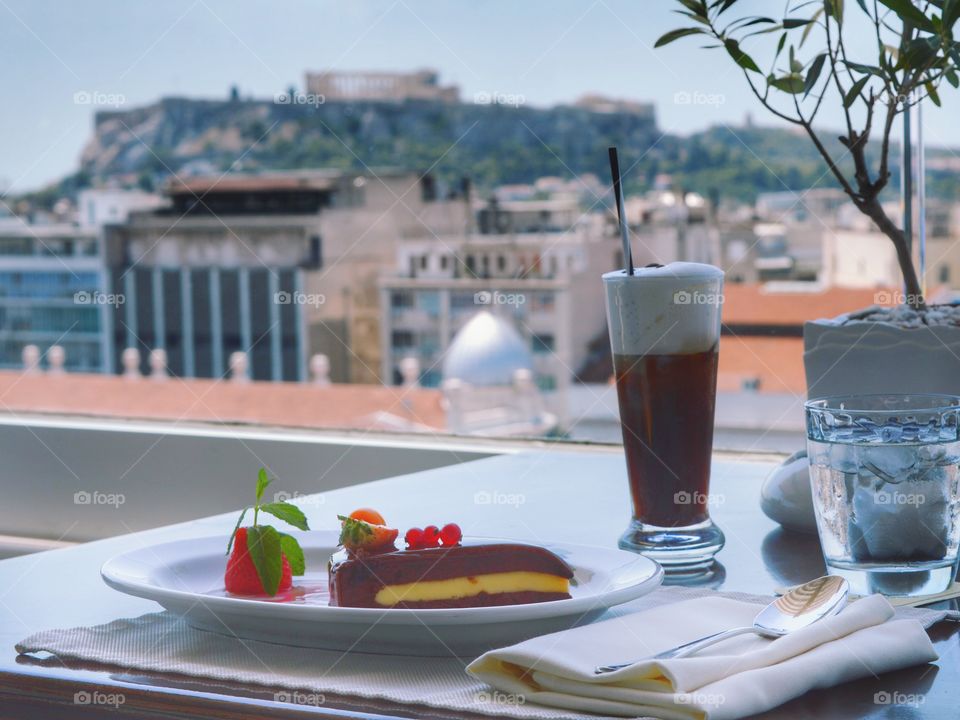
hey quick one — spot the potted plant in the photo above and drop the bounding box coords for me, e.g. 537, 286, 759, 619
658, 0, 960, 397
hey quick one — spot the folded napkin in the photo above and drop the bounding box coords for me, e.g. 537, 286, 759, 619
467, 594, 938, 720
18, 587, 950, 720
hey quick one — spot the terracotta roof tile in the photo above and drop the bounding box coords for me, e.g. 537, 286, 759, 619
0, 372, 445, 432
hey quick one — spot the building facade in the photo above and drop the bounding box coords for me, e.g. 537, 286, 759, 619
0, 219, 110, 371
380, 200, 618, 421
106, 169, 469, 382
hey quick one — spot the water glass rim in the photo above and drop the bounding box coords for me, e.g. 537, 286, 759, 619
805, 393, 960, 415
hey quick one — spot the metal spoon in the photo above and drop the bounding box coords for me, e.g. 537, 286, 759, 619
594, 575, 849, 674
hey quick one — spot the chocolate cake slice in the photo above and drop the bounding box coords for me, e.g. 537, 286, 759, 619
328, 542, 574, 608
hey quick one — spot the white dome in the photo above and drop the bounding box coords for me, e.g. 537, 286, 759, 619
442, 311, 533, 387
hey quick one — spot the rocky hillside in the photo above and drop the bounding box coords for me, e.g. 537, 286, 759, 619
62, 95, 959, 202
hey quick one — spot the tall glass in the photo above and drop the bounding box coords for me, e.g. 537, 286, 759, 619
603, 263, 725, 568
806, 394, 960, 597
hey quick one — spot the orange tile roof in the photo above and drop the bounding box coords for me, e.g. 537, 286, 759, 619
0, 372, 445, 432
722, 284, 898, 326
718, 335, 806, 395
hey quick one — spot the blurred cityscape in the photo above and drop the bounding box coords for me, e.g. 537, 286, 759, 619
3, 69, 956, 452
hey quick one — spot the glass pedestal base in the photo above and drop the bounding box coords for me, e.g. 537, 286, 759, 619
618, 517, 725, 570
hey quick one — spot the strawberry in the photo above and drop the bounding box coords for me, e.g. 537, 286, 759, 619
338, 514, 399, 551
224, 468, 310, 596
226, 527, 293, 595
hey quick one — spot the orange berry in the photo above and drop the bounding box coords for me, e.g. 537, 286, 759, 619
349, 508, 386, 526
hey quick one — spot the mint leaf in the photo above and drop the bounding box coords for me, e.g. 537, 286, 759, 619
279, 533, 306, 575
226, 507, 247, 555
246, 525, 283, 595
260, 501, 310, 531
255, 468, 272, 504
337, 514, 373, 546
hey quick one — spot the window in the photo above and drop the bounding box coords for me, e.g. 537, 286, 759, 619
532, 333, 555, 353
391, 291, 414, 309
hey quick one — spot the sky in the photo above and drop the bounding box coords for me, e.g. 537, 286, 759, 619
3, 0, 960, 193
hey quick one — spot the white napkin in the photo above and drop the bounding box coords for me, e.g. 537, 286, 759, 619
467, 594, 938, 720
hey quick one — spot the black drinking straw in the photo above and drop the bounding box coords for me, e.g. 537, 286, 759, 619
608, 146, 634, 275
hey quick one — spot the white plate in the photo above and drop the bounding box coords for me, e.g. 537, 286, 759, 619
102, 532, 662, 656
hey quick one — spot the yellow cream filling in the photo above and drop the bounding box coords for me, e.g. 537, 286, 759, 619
374, 571, 569, 607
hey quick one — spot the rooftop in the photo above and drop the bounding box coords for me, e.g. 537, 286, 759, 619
0, 371, 445, 433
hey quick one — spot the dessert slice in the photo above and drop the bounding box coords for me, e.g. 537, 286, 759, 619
328, 512, 573, 608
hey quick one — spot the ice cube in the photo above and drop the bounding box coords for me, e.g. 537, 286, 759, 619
858, 445, 917, 484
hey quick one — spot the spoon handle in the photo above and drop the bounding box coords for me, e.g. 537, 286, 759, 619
594, 626, 756, 674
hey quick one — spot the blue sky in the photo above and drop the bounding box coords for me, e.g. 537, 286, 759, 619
3, 0, 959, 192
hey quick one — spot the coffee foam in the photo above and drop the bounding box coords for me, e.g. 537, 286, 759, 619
603, 263, 723, 355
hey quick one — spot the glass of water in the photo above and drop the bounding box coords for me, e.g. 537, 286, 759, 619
806, 394, 960, 597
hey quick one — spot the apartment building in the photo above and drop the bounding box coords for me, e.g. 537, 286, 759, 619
380, 199, 619, 418
0, 218, 110, 371
105, 169, 469, 382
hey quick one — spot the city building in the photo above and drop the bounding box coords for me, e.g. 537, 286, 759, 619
106, 169, 469, 383
304, 69, 460, 103
380, 198, 619, 423
0, 218, 110, 372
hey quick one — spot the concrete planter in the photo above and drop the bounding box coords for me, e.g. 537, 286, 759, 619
804, 308, 960, 398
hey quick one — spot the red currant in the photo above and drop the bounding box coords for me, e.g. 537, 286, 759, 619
440, 523, 462, 546
404, 527, 424, 549
422, 525, 441, 547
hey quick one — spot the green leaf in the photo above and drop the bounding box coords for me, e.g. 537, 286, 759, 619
877, 0, 936, 32
844, 75, 870, 107
783, 17, 815, 28
775, 32, 788, 60
735, 16, 778, 28
677, 0, 707, 17
825, 0, 844, 21
843, 60, 883, 75
259, 501, 310, 531
946, 68, 959, 87
724, 38, 762, 72
279, 533, 306, 576
926, 80, 942, 105
246, 525, 283, 595
770, 73, 806, 93
804, 53, 827, 96
654, 27, 703, 47
945, 0, 960, 29
255, 468, 271, 504
800, 7, 824, 45
338, 514, 374, 546
713, 0, 739, 14
226, 507, 247, 555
